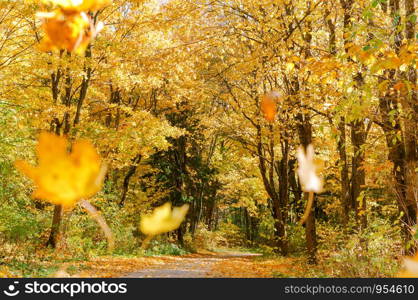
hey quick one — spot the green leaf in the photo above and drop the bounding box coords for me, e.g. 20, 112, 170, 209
393, 15, 400, 27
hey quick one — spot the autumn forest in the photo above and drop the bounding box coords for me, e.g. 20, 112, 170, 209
0, 0, 416, 278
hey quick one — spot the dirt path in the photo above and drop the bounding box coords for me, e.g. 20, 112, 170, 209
123, 252, 262, 278
54, 251, 297, 278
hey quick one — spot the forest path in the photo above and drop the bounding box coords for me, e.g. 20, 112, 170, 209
123, 251, 263, 278
55, 250, 298, 277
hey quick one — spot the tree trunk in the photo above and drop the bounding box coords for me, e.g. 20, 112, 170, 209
177, 224, 184, 246
288, 158, 303, 220
351, 119, 367, 230
304, 192, 317, 264
296, 111, 317, 264
326, 7, 350, 226
337, 119, 350, 225
255, 124, 288, 255
120, 155, 142, 207
277, 139, 290, 253
206, 194, 216, 231
402, 0, 417, 254
376, 0, 417, 254
73, 44, 92, 126
45, 204, 62, 248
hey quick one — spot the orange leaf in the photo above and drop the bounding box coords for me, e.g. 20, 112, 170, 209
261, 92, 279, 122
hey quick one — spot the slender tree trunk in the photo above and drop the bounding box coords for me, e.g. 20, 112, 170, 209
298, 4, 317, 263
351, 119, 367, 230
177, 224, 184, 246
73, 44, 92, 126
206, 193, 216, 231
120, 155, 142, 207
378, 80, 414, 248
288, 158, 303, 219
45, 204, 62, 247
244, 208, 252, 242
402, 0, 417, 254
255, 124, 288, 255
45, 77, 66, 248
337, 119, 350, 225
51, 68, 61, 104
277, 138, 289, 252
326, 10, 350, 225
375, 0, 417, 254
296, 111, 317, 264
340, 0, 368, 230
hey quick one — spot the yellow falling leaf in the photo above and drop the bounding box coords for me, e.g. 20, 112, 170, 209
140, 202, 189, 236
15, 132, 106, 207
37, 10, 91, 54
296, 144, 323, 225
37, 0, 109, 54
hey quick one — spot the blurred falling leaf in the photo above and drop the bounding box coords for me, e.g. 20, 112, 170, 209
296, 144, 323, 193
37, 0, 109, 54
37, 10, 91, 54
15, 132, 106, 207
80, 199, 114, 252
260, 92, 280, 122
41, 0, 112, 12
140, 202, 189, 236
398, 254, 418, 278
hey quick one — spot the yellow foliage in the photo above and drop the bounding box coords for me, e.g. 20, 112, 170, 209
139, 202, 189, 236
15, 132, 106, 207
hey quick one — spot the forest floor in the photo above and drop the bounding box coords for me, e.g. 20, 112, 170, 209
6, 247, 399, 278
50, 249, 305, 278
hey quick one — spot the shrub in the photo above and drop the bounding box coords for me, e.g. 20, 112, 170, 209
184, 222, 246, 251
144, 238, 187, 256
315, 218, 402, 277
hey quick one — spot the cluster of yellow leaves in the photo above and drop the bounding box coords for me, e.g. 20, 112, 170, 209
140, 202, 189, 236
305, 58, 342, 77
37, 0, 111, 54
347, 43, 417, 73
347, 44, 377, 65
15, 132, 106, 207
